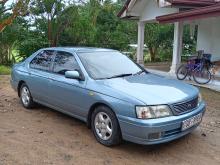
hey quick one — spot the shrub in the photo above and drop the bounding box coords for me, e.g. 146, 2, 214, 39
0, 65, 11, 75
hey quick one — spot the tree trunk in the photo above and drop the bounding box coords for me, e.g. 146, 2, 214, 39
52, 21, 70, 47
149, 47, 157, 62
7, 46, 10, 64
0, 46, 2, 64
47, 14, 52, 47
0, 14, 17, 32
52, 34, 58, 47
0, 0, 30, 32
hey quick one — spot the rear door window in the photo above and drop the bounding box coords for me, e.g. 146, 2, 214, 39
53, 51, 80, 75
30, 50, 55, 71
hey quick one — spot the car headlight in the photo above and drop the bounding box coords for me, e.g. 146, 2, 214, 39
198, 93, 202, 105
136, 105, 172, 119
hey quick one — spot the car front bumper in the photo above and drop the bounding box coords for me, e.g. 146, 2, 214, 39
117, 101, 206, 145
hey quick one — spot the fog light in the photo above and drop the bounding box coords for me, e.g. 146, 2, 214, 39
148, 132, 162, 140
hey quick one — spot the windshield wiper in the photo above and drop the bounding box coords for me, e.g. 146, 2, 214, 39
107, 73, 133, 79
134, 70, 145, 75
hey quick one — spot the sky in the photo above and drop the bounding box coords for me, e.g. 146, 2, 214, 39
5, 0, 15, 6
5, 0, 118, 6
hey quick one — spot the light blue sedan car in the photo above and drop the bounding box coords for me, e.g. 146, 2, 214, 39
11, 47, 206, 146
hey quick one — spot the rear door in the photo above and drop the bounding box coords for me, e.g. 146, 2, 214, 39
48, 51, 88, 119
27, 50, 55, 104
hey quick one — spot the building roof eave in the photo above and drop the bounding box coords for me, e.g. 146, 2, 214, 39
156, 3, 220, 23
117, 0, 219, 19
166, 0, 217, 7
117, 0, 132, 18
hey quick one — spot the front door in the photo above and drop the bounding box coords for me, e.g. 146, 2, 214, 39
48, 51, 88, 120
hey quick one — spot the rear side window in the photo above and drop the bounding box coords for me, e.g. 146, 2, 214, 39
53, 51, 79, 75
30, 50, 55, 71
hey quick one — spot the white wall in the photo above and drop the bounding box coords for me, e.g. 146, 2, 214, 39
128, 0, 148, 17
197, 17, 220, 61
140, 0, 178, 22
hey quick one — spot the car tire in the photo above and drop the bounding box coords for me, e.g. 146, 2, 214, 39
20, 83, 35, 109
91, 106, 122, 146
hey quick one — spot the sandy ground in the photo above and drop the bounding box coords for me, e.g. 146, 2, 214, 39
0, 75, 220, 165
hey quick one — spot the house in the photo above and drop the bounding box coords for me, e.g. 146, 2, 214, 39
118, 0, 220, 74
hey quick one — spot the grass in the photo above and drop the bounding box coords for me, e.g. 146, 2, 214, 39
0, 65, 11, 75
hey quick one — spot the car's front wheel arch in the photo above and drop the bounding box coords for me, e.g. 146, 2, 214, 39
90, 104, 122, 146
87, 102, 119, 129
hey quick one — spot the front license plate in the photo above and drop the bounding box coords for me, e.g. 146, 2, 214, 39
182, 113, 202, 131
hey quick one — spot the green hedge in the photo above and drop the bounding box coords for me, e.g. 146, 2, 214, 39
0, 65, 11, 75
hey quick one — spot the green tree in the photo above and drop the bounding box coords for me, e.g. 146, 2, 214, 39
0, 0, 30, 32
2, 0, 191, 65
30, 0, 65, 46
144, 23, 173, 62
182, 24, 197, 56
95, 1, 136, 49
59, 5, 96, 46
17, 33, 49, 60
59, 0, 136, 50
0, 17, 26, 64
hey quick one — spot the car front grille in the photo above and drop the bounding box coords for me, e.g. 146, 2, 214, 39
172, 97, 198, 115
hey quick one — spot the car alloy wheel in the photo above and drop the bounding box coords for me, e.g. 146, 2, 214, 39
21, 86, 30, 106
94, 112, 113, 140
91, 106, 122, 146
20, 83, 34, 109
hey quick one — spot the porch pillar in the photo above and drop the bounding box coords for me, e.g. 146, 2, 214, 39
137, 21, 145, 65
169, 21, 183, 74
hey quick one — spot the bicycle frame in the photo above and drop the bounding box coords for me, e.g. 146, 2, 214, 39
185, 60, 204, 76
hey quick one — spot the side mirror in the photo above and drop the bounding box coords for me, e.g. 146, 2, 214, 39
65, 70, 81, 80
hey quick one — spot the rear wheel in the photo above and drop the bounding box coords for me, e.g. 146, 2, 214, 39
193, 67, 212, 84
177, 65, 188, 80
20, 83, 35, 109
91, 106, 121, 146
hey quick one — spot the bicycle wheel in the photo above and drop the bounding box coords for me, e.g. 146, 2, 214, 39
193, 67, 212, 84
176, 65, 188, 80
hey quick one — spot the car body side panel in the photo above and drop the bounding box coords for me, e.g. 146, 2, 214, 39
11, 62, 29, 92
83, 91, 138, 118
26, 69, 52, 104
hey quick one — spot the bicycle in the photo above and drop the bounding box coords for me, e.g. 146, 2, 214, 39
176, 55, 212, 84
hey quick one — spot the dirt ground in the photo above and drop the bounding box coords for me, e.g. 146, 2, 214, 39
0, 75, 220, 165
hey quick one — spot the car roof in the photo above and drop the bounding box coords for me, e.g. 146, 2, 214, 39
42, 47, 118, 53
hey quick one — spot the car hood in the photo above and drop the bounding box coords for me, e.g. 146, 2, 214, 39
98, 73, 198, 105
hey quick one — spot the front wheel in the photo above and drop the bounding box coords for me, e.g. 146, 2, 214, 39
177, 64, 188, 80
91, 106, 122, 146
193, 67, 212, 84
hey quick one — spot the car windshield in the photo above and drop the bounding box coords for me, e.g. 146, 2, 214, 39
77, 51, 144, 79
